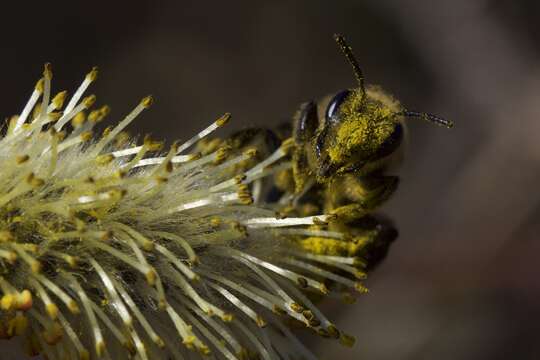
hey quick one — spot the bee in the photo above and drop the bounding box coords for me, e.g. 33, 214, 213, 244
286, 34, 452, 270
292, 34, 452, 204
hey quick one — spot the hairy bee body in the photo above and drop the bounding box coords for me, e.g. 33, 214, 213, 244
284, 35, 451, 270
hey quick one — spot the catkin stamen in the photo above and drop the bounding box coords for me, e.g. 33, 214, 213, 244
29, 278, 58, 320
89, 301, 132, 351
208, 282, 265, 327
14, 78, 44, 132
177, 113, 231, 154
32, 273, 79, 315
65, 274, 105, 357
112, 279, 164, 348
242, 215, 330, 228
89, 258, 132, 327
59, 67, 97, 123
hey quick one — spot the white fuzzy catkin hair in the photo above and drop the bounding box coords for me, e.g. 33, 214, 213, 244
0, 64, 367, 360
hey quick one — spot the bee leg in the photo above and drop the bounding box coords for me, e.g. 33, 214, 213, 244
292, 101, 318, 193
329, 203, 368, 223
356, 216, 398, 271
341, 174, 399, 210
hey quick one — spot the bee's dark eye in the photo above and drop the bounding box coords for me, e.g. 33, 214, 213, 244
325, 90, 351, 123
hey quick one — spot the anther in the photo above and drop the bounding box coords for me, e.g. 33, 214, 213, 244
216, 112, 231, 127
141, 95, 154, 108
86, 66, 98, 82
82, 95, 96, 109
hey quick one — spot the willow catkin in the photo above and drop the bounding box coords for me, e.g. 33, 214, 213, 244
0, 64, 381, 360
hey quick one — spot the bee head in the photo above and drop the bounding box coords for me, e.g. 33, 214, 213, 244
314, 35, 453, 182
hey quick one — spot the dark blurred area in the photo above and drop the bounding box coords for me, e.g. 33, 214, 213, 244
2, 1, 539, 359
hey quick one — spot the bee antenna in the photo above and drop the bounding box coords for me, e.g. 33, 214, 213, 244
401, 111, 453, 128
334, 34, 365, 98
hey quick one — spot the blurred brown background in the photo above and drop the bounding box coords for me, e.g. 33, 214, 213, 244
2, 0, 539, 359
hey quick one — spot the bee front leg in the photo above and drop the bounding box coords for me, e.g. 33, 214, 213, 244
326, 174, 399, 223
346, 175, 399, 210
355, 215, 398, 271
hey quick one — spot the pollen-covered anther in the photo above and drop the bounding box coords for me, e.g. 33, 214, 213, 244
354, 269, 368, 279
234, 174, 247, 184
221, 313, 234, 322
34, 78, 44, 93
327, 324, 341, 339
86, 66, 98, 82
71, 112, 86, 127
95, 154, 115, 165
99, 104, 111, 118
354, 282, 369, 293
56, 130, 66, 141
154, 176, 168, 185
100, 230, 114, 241
216, 112, 231, 127
255, 315, 267, 328
16, 154, 30, 164
80, 131, 93, 142
114, 131, 131, 148
141, 95, 154, 108
47, 112, 62, 123
46, 303, 59, 319
82, 94, 96, 109
143, 136, 164, 152
115, 169, 127, 179
339, 332, 356, 347
145, 268, 157, 286
289, 302, 305, 313
317, 328, 331, 338
280, 137, 295, 152
230, 221, 248, 238
11, 244, 42, 273
52, 90, 68, 110
26, 173, 45, 188
165, 160, 173, 173
237, 184, 253, 205
214, 146, 231, 164
1, 294, 14, 311
198, 344, 212, 356
188, 152, 202, 161
243, 148, 258, 158
319, 283, 330, 295
88, 105, 110, 123
210, 217, 222, 228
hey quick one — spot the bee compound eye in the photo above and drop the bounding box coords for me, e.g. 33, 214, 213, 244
373, 123, 404, 159
325, 89, 351, 123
